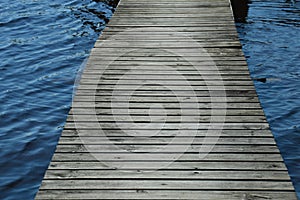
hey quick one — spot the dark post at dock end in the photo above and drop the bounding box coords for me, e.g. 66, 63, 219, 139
230, 0, 249, 23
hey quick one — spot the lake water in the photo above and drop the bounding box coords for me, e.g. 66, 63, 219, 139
0, 0, 116, 199
235, 0, 300, 198
0, 0, 299, 199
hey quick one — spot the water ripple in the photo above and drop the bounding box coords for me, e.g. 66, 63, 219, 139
0, 0, 115, 199
236, 0, 300, 198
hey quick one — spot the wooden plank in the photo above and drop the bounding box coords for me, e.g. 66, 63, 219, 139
36, 190, 297, 200
60, 129, 271, 137
47, 161, 287, 170
70, 102, 260, 109
87, 56, 246, 61
51, 153, 283, 162
74, 90, 257, 96
57, 137, 275, 145
90, 50, 244, 56
107, 20, 237, 25
84, 65, 247, 70
72, 96, 259, 102
43, 170, 289, 180
66, 115, 267, 123
38, 180, 295, 191
80, 75, 252, 81
69, 108, 264, 116
90, 47, 243, 53
55, 145, 280, 154
104, 25, 237, 29
83, 61, 248, 66
94, 40, 241, 48
82, 70, 249, 75
64, 123, 270, 131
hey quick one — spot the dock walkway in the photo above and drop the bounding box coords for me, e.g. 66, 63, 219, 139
35, 0, 297, 199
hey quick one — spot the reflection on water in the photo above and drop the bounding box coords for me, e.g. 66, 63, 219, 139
234, 0, 300, 198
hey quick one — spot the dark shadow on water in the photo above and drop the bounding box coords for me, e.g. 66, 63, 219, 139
230, 0, 249, 23
94, 0, 120, 8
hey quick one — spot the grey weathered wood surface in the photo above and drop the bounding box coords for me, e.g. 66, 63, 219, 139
35, 0, 297, 199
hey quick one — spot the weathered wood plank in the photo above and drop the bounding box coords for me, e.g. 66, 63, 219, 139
70, 102, 260, 109
47, 161, 287, 170
69, 108, 264, 117
51, 153, 283, 162
57, 137, 275, 145
84, 61, 248, 67
75, 90, 257, 96
39, 179, 295, 191
72, 96, 259, 102
36, 190, 297, 200
55, 144, 280, 154
88, 56, 246, 61
66, 115, 267, 123
60, 129, 271, 137
43, 169, 289, 180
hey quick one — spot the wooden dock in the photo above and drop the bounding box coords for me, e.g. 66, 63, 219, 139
35, 0, 297, 199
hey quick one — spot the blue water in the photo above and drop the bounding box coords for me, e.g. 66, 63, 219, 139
0, 0, 299, 199
0, 0, 116, 199
236, 0, 300, 198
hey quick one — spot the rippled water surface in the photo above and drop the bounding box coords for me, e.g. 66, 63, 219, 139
0, 0, 116, 199
236, 0, 300, 198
